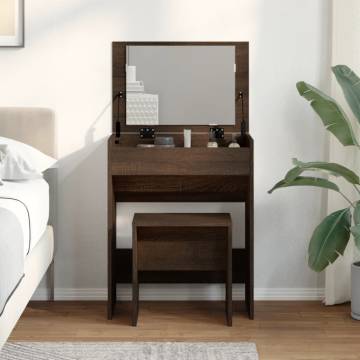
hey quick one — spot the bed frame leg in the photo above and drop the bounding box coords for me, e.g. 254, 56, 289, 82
48, 260, 55, 301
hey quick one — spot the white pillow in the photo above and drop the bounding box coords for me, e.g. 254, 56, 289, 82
0, 137, 57, 181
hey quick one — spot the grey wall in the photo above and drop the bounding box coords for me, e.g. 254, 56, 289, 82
128, 46, 235, 125
0, 0, 331, 300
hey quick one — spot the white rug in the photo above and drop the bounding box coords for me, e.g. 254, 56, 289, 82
0, 342, 258, 360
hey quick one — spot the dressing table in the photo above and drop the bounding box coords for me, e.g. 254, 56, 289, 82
108, 42, 253, 321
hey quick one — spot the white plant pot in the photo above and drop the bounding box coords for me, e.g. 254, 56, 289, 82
351, 261, 360, 320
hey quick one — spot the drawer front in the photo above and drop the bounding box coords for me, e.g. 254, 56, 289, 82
113, 175, 248, 194
136, 227, 228, 271
111, 148, 251, 176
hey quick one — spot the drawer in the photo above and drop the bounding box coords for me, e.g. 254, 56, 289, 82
113, 175, 248, 198
111, 147, 251, 176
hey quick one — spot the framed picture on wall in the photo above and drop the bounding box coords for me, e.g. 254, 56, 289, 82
0, 0, 24, 47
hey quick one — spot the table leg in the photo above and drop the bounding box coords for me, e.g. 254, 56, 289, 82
226, 227, 233, 326
107, 178, 116, 320
132, 226, 139, 326
245, 190, 254, 319
47, 259, 55, 301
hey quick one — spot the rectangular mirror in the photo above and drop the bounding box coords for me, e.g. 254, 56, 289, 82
126, 45, 236, 126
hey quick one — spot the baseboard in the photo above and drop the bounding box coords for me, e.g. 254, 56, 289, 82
32, 285, 324, 301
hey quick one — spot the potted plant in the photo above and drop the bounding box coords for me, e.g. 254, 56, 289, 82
269, 65, 360, 319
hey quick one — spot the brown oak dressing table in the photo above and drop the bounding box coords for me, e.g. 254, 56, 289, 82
108, 42, 254, 321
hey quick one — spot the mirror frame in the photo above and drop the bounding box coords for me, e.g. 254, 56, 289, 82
112, 42, 249, 134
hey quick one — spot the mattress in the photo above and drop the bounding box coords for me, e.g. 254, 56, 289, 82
0, 208, 24, 317
0, 226, 54, 350
0, 178, 49, 257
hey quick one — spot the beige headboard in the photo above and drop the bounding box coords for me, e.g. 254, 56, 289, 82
0, 107, 56, 158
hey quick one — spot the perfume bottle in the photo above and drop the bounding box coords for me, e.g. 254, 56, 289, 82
184, 129, 191, 148
207, 128, 218, 148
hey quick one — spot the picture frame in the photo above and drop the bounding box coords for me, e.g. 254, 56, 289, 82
0, 0, 24, 47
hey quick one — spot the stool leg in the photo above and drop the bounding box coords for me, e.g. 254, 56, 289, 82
226, 280, 232, 326
132, 278, 139, 326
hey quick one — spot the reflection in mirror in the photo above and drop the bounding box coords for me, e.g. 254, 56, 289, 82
126, 45, 236, 126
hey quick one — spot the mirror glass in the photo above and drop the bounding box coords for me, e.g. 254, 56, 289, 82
126, 45, 236, 126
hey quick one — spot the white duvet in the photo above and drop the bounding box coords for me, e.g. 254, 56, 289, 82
0, 178, 49, 257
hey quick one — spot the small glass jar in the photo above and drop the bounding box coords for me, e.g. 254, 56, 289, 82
228, 134, 240, 148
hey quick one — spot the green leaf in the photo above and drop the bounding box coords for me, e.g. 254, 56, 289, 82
351, 201, 360, 251
285, 159, 360, 185
297, 81, 358, 146
268, 176, 340, 194
350, 225, 360, 251
308, 208, 351, 272
354, 201, 360, 225
333, 65, 360, 125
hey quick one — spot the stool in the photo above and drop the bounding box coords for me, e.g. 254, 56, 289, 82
132, 213, 232, 326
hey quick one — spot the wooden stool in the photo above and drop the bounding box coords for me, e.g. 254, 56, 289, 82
132, 213, 232, 326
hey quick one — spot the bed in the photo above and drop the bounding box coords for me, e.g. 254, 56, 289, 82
0, 108, 56, 349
